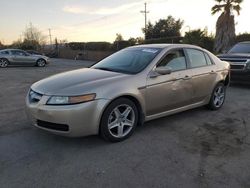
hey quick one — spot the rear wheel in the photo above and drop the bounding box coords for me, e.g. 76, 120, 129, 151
100, 98, 138, 142
36, 59, 46, 67
0, 58, 9, 68
207, 83, 226, 110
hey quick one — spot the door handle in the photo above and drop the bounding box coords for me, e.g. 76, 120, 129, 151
182, 75, 192, 80
209, 70, 216, 74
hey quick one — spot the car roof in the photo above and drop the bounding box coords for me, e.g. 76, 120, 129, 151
0, 49, 26, 51
128, 43, 203, 50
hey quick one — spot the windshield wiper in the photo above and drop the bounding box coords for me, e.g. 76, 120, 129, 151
94, 67, 133, 75
94, 67, 115, 72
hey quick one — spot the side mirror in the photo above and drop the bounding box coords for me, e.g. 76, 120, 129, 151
155, 66, 172, 75
149, 66, 172, 78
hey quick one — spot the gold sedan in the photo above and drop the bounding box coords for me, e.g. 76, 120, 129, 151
26, 44, 230, 142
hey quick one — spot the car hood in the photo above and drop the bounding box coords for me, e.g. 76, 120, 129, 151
217, 53, 250, 59
31, 68, 126, 96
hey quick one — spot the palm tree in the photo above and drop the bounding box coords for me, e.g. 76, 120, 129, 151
212, 0, 243, 53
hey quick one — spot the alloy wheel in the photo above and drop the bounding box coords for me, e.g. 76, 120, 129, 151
37, 59, 46, 67
0, 59, 8, 68
213, 85, 225, 108
108, 104, 135, 138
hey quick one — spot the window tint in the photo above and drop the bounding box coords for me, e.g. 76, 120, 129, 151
186, 49, 207, 68
0, 51, 9, 55
11, 50, 26, 56
204, 53, 213, 65
157, 49, 187, 71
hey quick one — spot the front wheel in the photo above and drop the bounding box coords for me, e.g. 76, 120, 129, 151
207, 83, 226, 110
0, 58, 9, 68
36, 59, 46, 67
100, 98, 138, 142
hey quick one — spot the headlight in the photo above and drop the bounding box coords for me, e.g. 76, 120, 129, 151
47, 94, 96, 105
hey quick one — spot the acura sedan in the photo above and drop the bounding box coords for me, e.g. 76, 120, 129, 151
0, 49, 49, 67
26, 44, 230, 142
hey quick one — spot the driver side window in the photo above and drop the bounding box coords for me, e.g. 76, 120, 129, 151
12, 50, 26, 56
157, 49, 187, 72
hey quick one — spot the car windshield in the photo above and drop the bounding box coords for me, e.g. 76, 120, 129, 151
92, 47, 162, 74
228, 43, 250, 54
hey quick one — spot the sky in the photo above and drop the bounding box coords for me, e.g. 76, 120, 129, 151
0, 0, 250, 44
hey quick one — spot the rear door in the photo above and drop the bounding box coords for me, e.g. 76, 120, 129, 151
185, 48, 217, 103
145, 48, 194, 116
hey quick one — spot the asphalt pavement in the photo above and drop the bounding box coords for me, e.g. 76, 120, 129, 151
1, 58, 250, 188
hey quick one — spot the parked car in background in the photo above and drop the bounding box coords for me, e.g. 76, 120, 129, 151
26, 44, 230, 142
0, 49, 49, 68
218, 41, 250, 83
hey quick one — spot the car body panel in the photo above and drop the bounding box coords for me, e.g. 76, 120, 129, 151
26, 44, 230, 137
26, 95, 110, 137
146, 69, 194, 116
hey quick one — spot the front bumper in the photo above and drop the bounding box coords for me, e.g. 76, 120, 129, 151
26, 94, 110, 137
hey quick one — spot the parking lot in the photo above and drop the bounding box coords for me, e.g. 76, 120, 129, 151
1, 58, 250, 188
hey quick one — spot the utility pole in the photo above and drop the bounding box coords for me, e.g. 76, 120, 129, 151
140, 2, 149, 39
48, 28, 52, 46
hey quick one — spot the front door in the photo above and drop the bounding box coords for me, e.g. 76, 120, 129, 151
145, 49, 194, 116
11, 50, 34, 65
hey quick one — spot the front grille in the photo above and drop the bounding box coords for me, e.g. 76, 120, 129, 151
230, 64, 245, 70
29, 90, 43, 103
220, 58, 247, 63
37, 120, 69, 132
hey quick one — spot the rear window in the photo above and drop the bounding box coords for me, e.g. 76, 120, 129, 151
186, 49, 207, 68
204, 53, 213, 65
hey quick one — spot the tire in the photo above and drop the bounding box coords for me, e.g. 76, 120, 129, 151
100, 98, 138, 142
0, 58, 9, 68
36, 59, 46, 67
207, 82, 226, 110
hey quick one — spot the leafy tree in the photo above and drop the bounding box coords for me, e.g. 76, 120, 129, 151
10, 39, 23, 49
21, 39, 41, 50
0, 41, 4, 49
143, 16, 184, 39
212, 0, 243, 53
144, 22, 154, 39
136, 37, 144, 44
128, 38, 137, 46
183, 29, 215, 52
115, 33, 124, 42
22, 23, 46, 50
236, 33, 250, 42
183, 29, 206, 45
